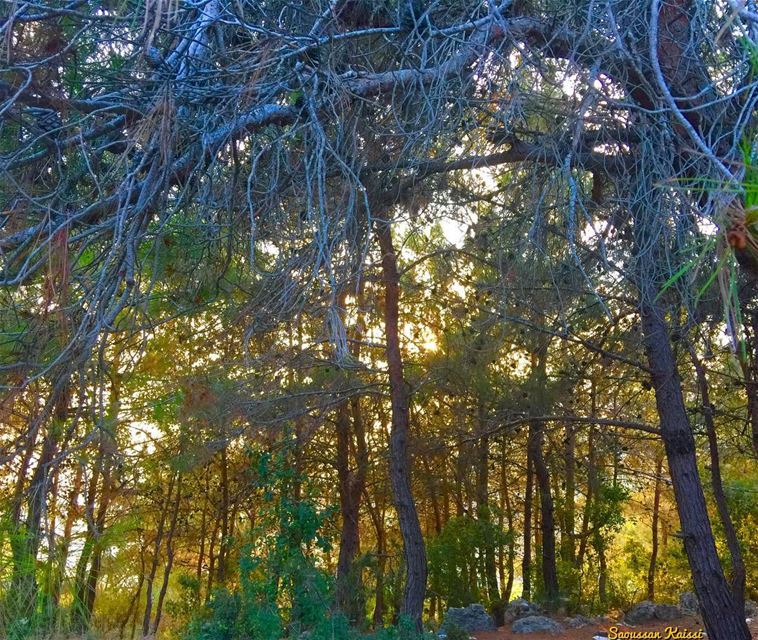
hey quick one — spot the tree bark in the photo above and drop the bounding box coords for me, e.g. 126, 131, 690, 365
49, 462, 82, 615
745, 309, 758, 456
640, 298, 750, 640
500, 444, 515, 604
366, 494, 387, 629
335, 400, 366, 622
119, 541, 146, 639
475, 421, 502, 621
689, 347, 746, 608
335, 287, 369, 623
528, 420, 559, 607
521, 451, 533, 601
151, 475, 183, 635
561, 423, 576, 565
647, 455, 664, 601
142, 472, 176, 638
375, 219, 427, 629
216, 446, 230, 584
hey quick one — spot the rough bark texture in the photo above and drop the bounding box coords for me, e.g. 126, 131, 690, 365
376, 219, 427, 629
528, 420, 559, 607
640, 300, 750, 640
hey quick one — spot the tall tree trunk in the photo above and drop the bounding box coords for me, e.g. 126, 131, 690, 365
595, 533, 607, 607
205, 510, 220, 602
375, 219, 427, 629
335, 401, 364, 622
743, 308, 758, 456
12, 406, 64, 624
366, 495, 387, 629
142, 472, 176, 638
639, 297, 750, 639
216, 446, 230, 584
81, 468, 113, 625
119, 541, 146, 639
196, 469, 210, 600
475, 419, 501, 622
48, 461, 82, 618
335, 286, 369, 623
521, 451, 533, 601
73, 460, 100, 615
528, 420, 559, 608
647, 455, 664, 601
500, 443, 515, 604
689, 347, 746, 607
561, 423, 576, 565
150, 475, 183, 635
577, 390, 598, 571
422, 456, 442, 534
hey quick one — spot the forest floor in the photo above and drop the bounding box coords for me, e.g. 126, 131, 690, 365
474, 615, 758, 639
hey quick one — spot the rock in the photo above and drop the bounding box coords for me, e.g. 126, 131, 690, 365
442, 604, 496, 632
503, 598, 541, 624
746, 599, 758, 619
654, 604, 682, 621
679, 592, 699, 615
625, 601, 682, 624
625, 601, 657, 624
511, 615, 563, 634
565, 614, 593, 628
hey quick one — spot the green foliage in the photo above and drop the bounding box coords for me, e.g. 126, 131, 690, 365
594, 482, 630, 532
183, 445, 338, 640
742, 136, 758, 208
440, 622, 470, 640
427, 516, 511, 609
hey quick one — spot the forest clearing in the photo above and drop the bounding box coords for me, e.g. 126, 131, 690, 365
1, 1, 758, 639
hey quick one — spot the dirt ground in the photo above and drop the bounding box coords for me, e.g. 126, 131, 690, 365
473, 616, 758, 639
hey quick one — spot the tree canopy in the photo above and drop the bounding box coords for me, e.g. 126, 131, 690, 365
1, 1, 758, 639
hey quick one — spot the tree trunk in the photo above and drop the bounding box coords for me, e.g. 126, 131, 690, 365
205, 508, 220, 602
335, 401, 363, 621
366, 496, 387, 629
196, 469, 210, 600
12, 410, 63, 624
151, 475, 183, 635
142, 472, 176, 638
743, 306, 758, 456
72, 443, 104, 631
647, 455, 664, 601
689, 347, 746, 608
50, 462, 82, 615
375, 219, 427, 629
528, 420, 559, 607
500, 443, 515, 604
335, 285, 369, 623
561, 423, 576, 565
216, 446, 230, 584
595, 534, 607, 607
119, 541, 146, 640
476, 423, 502, 621
522, 451, 533, 601
640, 297, 750, 639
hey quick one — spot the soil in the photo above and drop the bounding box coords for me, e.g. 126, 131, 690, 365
472, 615, 758, 639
